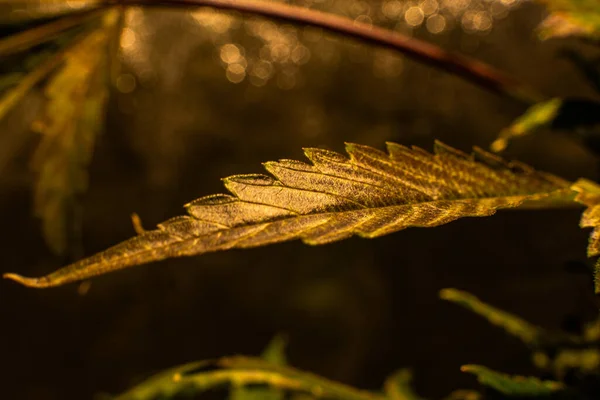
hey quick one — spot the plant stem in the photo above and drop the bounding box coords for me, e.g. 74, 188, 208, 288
124, 0, 542, 103
0, 8, 105, 57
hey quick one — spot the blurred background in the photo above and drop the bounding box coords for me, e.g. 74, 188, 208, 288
1, 0, 599, 398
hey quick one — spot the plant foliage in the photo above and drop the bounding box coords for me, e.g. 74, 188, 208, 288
3, 141, 574, 288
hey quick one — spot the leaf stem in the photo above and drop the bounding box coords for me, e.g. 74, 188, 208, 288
0, 8, 105, 57
124, 0, 542, 103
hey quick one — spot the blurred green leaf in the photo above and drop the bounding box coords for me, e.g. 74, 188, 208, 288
115, 355, 386, 400
440, 288, 546, 346
229, 334, 288, 400
492, 97, 600, 154
461, 365, 565, 396
29, 9, 119, 255
536, 0, 600, 40
491, 98, 563, 152
383, 369, 426, 400
442, 390, 481, 400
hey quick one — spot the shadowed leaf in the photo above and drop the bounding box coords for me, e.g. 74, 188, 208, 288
29, 9, 119, 255
443, 390, 481, 400
461, 365, 565, 396
229, 334, 288, 400
4, 141, 575, 288
115, 356, 385, 400
536, 0, 600, 40
492, 97, 600, 154
384, 369, 426, 400
491, 98, 562, 152
440, 288, 545, 346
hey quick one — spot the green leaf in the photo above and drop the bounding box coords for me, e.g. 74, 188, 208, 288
491, 98, 563, 153
29, 9, 119, 255
492, 97, 600, 153
442, 390, 481, 400
440, 288, 545, 346
4, 141, 575, 288
229, 335, 288, 400
383, 369, 426, 400
461, 364, 565, 396
115, 356, 385, 400
536, 0, 600, 40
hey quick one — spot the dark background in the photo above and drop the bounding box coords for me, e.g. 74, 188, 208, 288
1, 1, 600, 399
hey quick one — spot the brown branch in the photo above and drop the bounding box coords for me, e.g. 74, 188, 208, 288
124, 0, 542, 103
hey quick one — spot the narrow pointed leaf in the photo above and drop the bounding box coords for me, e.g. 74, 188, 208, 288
491, 98, 563, 153
116, 356, 385, 400
440, 288, 545, 346
4, 141, 574, 288
383, 369, 426, 400
229, 335, 288, 400
461, 364, 565, 395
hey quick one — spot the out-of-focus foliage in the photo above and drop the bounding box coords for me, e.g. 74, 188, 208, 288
0, 6, 120, 255
229, 334, 287, 400
29, 10, 119, 255
494, 0, 600, 154
536, 0, 600, 39
115, 336, 385, 400
383, 369, 426, 400
3, 141, 574, 288
491, 97, 600, 153
460, 365, 565, 396
440, 288, 546, 346
443, 287, 600, 396
491, 99, 563, 153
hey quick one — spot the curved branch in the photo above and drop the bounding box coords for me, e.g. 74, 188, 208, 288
125, 0, 542, 103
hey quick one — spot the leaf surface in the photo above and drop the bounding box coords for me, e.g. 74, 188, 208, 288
115, 356, 384, 400
4, 141, 574, 288
440, 288, 545, 346
461, 365, 565, 395
383, 369, 426, 400
572, 179, 600, 292
29, 9, 119, 255
536, 0, 600, 39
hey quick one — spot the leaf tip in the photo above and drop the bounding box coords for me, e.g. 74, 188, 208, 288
439, 287, 461, 300
3, 272, 48, 288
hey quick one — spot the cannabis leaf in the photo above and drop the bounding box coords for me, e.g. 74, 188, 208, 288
460, 365, 565, 396
383, 370, 426, 400
491, 98, 563, 153
536, 0, 600, 40
440, 288, 546, 346
3, 141, 574, 288
30, 10, 119, 255
491, 97, 600, 153
572, 179, 600, 292
115, 356, 384, 400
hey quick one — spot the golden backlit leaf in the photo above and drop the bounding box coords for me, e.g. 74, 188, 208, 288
4, 141, 574, 288
571, 178, 600, 292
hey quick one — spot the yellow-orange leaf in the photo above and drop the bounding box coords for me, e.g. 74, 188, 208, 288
4, 141, 573, 288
